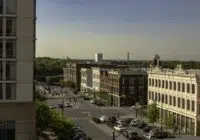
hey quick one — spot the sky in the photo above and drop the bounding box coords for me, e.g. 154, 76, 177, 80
36, 0, 200, 60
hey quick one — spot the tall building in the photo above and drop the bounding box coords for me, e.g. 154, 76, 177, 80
148, 64, 200, 136
94, 53, 103, 63
0, 0, 36, 139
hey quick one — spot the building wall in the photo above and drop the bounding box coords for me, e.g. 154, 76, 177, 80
148, 66, 200, 136
92, 68, 100, 91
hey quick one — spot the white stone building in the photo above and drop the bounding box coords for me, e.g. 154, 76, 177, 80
148, 64, 200, 136
80, 68, 92, 92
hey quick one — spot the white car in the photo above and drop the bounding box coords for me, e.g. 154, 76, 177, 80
99, 116, 108, 122
114, 125, 125, 132
90, 100, 95, 104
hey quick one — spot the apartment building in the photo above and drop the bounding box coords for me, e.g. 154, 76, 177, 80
0, 0, 36, 139
148, 64, 200, 136
100, 68, 147, 107
80, 68, 93, 92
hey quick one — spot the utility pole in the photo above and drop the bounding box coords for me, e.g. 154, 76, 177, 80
112, 132, 115, 140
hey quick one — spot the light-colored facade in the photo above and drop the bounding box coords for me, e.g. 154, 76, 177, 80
148, 65, 200, 136
80, 68, 93, 92
92, 67, 101, 91
94, 53, 103, 63
0, 0, 36, 139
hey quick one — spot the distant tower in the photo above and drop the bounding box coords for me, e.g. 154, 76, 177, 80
127, 52, 130, 62
95, 53, 103, 63
152, 54, 161, 67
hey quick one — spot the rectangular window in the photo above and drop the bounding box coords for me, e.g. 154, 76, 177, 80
152, 92, 154, 101
0, 0, 3, 14
0, 62, 2, 80
182, 99, 185, 109
169, 96, 172, 105
6, 40, 16, 58
170, 81, 172, 90
162, 94, 164, 103
6, 62, 16, 80
178, 82, 181, 91
0, 120, 15, 140
182, 83, 185, 92
173, 96, 176, 106
192, 84, 195, 94
152, 79, 154, 86
155, 92, 157, 101
165, 95, 168, 104
187, 83, 190, 93
192, 101, 195, 112
178, 98, 180, 108
199, 104, 200, 114
149, 79, 151, 86
0, 18, 2, 36
6, 83, 16, 100
6, 18, 16, 36
0, 83, 2, 99
155, 80, 157, 87
158, 93, 160, 102
173, 82, 176, 90
187, 99, 190, 110
6, 0, 17, 14
162, 80, 164, 88
0, 40, 2, 58
158, 80, 161, 88
166, 81, 168, 89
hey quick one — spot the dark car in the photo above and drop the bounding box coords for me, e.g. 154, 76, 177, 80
137, 122, 147, 129
57, 104, 63, 108
125, 118, 133, 124
83, 96, 90, 100
123, 130, 141, 140
73, 132, 87, 140
95, 102, 105, 106
143, 126, 152, 133
155, 131, 168, 139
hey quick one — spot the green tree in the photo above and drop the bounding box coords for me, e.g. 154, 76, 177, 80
147, 102, 159, 125
33, 90, 47, 101
164, 114, 173, 130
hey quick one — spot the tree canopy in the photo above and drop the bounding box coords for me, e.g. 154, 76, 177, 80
147, 102, 159, 125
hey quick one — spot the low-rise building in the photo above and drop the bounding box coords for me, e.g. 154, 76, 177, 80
148, 64, 200, 136
100, 68, 147, 107
80, 68, 93, 92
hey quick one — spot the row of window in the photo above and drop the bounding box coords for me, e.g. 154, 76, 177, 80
0, 17, 16, 36
0, 83, 16, 100
148, 78, 195, 94
149, 91, 195, 112
0, 0, 16, 14
0, 61, 16, 80
0, 39, 16, 58
0, 120, 15, 140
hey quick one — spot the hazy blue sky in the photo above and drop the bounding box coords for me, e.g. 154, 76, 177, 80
36, 0, 200, 60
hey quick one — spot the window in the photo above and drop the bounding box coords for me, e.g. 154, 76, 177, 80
0, 84, 2, 99
192, 84, 195, 94
170, 81, 172, 90
0, 0, 3, 14
182, 83, 185, 92
6, 40, 16, 58
6, 18, 16, 36
0, 62, 2, 80
187, 100, 190, 110
187, 83, 190, 93
173, 96, 176, 106
158, 80, 161, 88
169, 96, 172, 105
0, 18, 2, 36
152, 79, 154, 86
178, 98, 180, 108
182, 99, 185, 109
152, 92, 154, 101
162, 80, 164, 88
158, 93, 160, 102
199, 104, 200, 114
178, 82, 181, 91
173, 82, 176, 90
165, 95, 168, 104
155, 80, 157, 87
6, 62, 16, 80
166, 81, 168, 89
0, 120, 15, 140
6, 0, 17, 14
162, 94, 164, 103
192, 101, 195, 112
155, 92, 157, 101
149, 79, 151, 86
0, 40, 2, 58
6, 83, 16, 100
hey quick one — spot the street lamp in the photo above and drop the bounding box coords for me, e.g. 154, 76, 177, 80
131, 102, 141, 118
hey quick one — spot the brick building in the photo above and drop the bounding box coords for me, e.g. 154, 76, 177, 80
100, 68, 147, 107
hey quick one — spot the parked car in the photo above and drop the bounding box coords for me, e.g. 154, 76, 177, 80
143, 126, 152, 133
137, 122, 147, 129
73, 131, 87, 140
64, 103, 73, 108
107, 116, 117, 127
114, 125, 125, 132
92, 117, 101, 124
83, 96, 90, 100
123, 130, 139, 139
90, 100, 96, 104
95, 102, 105, 106
49, 105, 57, 109
117, 119, 129, 126
99, 116, 108, 122
124, 118, 133, 124
130, 119, 140, 127
57, 104, 63, 108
